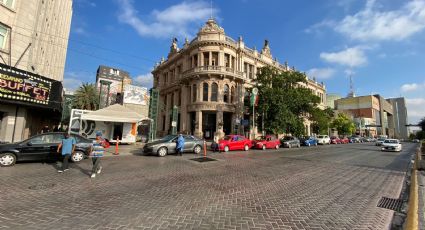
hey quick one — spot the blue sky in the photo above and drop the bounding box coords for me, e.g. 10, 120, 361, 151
64, 0, 425, 124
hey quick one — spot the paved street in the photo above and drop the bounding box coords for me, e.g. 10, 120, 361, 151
0, 142, 417, 230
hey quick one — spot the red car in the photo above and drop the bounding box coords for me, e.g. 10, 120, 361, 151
252, 135, 280, 150
340, 137, 349, 144
330, 136, 341, 144
218, 135, 252, 152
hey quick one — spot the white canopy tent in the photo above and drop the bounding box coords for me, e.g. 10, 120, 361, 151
81, 104, 148, 123
79, 104, 150, 143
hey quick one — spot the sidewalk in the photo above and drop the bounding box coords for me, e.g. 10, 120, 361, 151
103, 143, 145, 156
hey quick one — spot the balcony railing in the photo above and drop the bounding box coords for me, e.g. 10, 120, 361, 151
182, 66, 244, 77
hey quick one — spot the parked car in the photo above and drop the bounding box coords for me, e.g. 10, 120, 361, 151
300, 136, 318, 146
381, 139, 402, 152
340, 137, 350, 144
0, 132, 92, 167
330, 136, 342, 144
143, 135, 204, 157
375, 138, 386, 146
280, 136, 301, 148
316, 135, 330, 145
252, 135, 280, 150
349, 136, 361, 143
412, 139, 420, 143
218, 135, 252, 152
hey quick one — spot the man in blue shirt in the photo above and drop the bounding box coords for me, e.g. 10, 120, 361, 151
56, 133, 76, 173
176, 134, 184, 156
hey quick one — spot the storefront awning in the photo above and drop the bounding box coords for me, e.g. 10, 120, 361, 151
81, 104, 149, 123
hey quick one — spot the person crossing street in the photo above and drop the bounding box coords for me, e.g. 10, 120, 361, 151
91, 132, 105, 178
56, 133, 76, 173
176, 134, 184, 156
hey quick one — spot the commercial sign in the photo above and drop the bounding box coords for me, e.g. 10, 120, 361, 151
0, 63, 62, 109
148, 88, 159, 140
123, 84, 149, 105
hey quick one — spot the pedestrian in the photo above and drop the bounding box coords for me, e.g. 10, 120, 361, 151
56, 133, 76, 173
90, 132, 105, 178
212, 134, 220, 152
176, 134, 184, 156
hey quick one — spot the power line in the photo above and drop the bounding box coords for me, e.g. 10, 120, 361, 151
10, 29, 151, 72
9, 23, 157, 63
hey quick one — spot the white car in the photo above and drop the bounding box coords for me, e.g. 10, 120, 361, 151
381, 139, 402, 152
375, 138, 386, 146
316, 135, 330, 145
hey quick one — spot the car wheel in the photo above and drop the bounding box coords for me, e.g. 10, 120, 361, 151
224, 146, 229, 152
0, 153, 16, 167
275, 145, 279, 149
244, 145, 249, 151
193, 145, 202, 154
71, 151, 84, 163
262, 145, 266, 150
157, 147, 168, 157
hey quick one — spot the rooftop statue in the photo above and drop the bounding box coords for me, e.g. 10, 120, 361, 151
169, 37, 179, 54
261, 39, 272, 58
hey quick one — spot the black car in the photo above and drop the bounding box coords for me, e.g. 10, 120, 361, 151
0, 132, 92, 167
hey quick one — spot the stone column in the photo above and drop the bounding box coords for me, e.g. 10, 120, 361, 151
216, 110, 224, 139
209, 51, 212, 66
200, 52, 204, 67
194, 110, 203, 138
198, 82, 203, 102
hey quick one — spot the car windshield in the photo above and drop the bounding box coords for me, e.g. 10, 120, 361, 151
223, 136, 232, 141
283, 136, 293, 140
161, 135, 177, 141
384, 140, 398, 143
317, 135, 325, 138
255, 136, 266, 141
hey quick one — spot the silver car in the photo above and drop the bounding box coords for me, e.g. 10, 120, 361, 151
143, 135, 204, 157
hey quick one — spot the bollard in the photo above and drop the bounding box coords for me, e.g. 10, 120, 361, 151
114, 136, 119, 155
203, 140, 207, 158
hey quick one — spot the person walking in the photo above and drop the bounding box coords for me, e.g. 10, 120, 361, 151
56, 133, 76, 173
176, 134, 184, 156
91, 132, 105, 178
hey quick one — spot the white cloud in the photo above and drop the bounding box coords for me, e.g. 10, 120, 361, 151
335, 0, 425, 41
117, 0, 217, 38
320, 47, 367, 67
133, 73, 153, 88
401, 83, 421, 92
307, 68, 336, 79
63, 78, 83, 92
406, 98, 425, 123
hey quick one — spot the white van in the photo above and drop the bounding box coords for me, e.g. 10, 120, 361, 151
316, 135, 330, 145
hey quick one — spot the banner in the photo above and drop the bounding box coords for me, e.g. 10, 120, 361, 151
123, 84, 149, 105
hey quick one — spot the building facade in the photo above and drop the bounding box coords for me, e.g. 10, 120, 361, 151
335, 95, 395, 137
0, 0, 72, 142
326, 93, 342, 109
386, 97, 409, 139
151, 19, 326, 139
96, 65, 132, 108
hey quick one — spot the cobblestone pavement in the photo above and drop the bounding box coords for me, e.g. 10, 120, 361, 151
0, 142, 417, 230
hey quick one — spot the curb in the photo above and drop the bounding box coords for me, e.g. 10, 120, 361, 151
405, 144, 421, 230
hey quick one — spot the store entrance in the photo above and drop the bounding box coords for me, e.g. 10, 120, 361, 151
202, 112, 216, 140
223, 112, 232, 135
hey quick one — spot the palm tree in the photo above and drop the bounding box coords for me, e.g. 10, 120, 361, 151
72, 83, 98, 110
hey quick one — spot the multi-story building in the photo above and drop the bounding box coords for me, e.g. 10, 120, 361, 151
335, 95, 395, 137
96, 65, 132, 108
326, 93, 342, 109
386, 97, 409, 139
0, 0, 72, 142
151, 19, 326, 139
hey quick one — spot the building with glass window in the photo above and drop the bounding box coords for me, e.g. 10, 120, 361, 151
151, 19, 326, 140
0, 0, 72, 142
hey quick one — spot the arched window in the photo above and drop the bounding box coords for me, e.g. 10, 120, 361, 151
231, 86, 235, 103
223, 84, 229, 103
203, 83, 209, 101
211, 83, 218, 102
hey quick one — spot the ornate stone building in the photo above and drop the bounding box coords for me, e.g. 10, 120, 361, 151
151, 19, 326, 139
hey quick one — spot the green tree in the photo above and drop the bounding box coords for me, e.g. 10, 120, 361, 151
311, 107, 334, 135
331, 113, 356, 135
256, 66, 320, 136
72, 83, 98, 110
